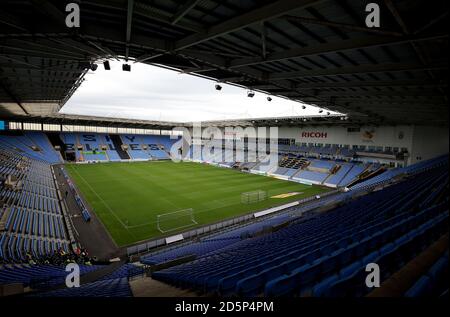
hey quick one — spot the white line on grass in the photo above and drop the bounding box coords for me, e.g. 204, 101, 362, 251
124, 195, 258, 229
68, 164, 317, 234
69, 166, 134, 234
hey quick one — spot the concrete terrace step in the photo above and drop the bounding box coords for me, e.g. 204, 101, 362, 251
130, 276, 199, 297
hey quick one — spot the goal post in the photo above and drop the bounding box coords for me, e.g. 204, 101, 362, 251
241, 190, 268, 204
156, 208, 197, 233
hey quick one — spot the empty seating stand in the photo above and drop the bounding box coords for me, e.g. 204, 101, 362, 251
0, 132, 62, 164
0, 264, 103, 288
28, 263, 141, 297
0, 145, 72, 262
32, 277, 133, 297
404, 251, 448, 297
150, 158, 448, 297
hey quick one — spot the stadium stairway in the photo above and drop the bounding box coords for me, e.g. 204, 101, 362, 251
46, 132, 66, 160
140, 156, 448, 269
129, 277, 199, 297
109, 134, 130, 160
76, 260, 126, 284
367, 233, 448, 297
315, 213, 448, 298
404, 251, 448, 297
148, 162, 448, 297
1, 133, 447, 298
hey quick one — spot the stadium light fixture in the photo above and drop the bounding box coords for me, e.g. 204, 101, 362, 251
215, 84, 222, 91
247, 90, 255, 98
267, 96, 272, 102
122, 64, 131, 72
326, 112, 330, 115
103, 61, 111, 70
90, 63, 98, 71
319, 109, 323, 113
301, 105, 306, 109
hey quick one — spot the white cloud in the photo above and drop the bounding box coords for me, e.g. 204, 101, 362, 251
60, 61, 341, 122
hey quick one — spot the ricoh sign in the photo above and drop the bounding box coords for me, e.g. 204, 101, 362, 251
301, 132, 328, 139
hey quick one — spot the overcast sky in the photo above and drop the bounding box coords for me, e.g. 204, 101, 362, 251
60, 61, 340, 122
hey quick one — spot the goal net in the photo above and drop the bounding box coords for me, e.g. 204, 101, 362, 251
156, 208, 197, 233
241, 190, 268, 204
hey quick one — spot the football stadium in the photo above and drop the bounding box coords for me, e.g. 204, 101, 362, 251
0, 0, 448, 305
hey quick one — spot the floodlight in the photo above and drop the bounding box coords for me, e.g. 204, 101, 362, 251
122, 64, 131, 72
90, 63, 98, 71
267, 96, 272, 101
103, 61, 111, 70
247, 90, 255, 98
215, 84, 222, 91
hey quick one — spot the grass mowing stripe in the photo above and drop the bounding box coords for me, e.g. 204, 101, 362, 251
66, 161, 330, 246
68, 165, 138, 241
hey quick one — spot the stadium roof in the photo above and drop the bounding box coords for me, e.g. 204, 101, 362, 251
6, 112, 352, 130
0, 0, 448, 126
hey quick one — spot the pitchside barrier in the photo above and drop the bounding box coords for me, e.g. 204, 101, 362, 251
127, 189, 341, 258
127, 213, 255, 258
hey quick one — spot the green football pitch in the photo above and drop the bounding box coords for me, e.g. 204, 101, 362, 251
66, 161, 330, 246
